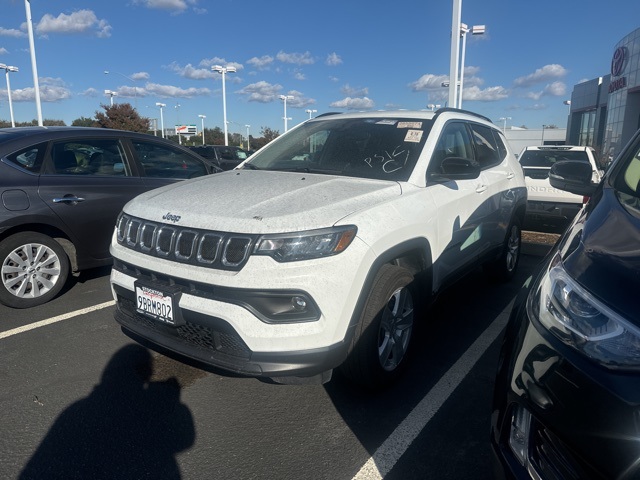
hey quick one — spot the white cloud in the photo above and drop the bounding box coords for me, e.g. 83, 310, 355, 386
513, 64, 568, 88
285, 90, 315, 108
326, 52, 342, 66
35, 10, 112, 38
237, 81, 282, 103
145, 82, 211, 98
329, 97, 375, 110
0, 28, 25, 38
199, 57, 243, 71
341, 84, 368, 97
12, 84, 72, 103
0, 47, 8, 55
294, 72, 306, 81
247, 55, 274, 70
276, 51, 315, 65
409, 73, 450, 91
132, 72, 150, 81
133, 0, 197, 13
168, 62, 214, 80
544, 81, 566, 96
462, 86, 509, 102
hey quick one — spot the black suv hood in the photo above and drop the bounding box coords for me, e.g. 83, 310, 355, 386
562, 185, 640, 326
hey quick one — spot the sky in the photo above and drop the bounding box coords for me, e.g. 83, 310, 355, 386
0, 0, 638, 137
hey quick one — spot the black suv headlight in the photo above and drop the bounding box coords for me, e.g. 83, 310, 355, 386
529, 254, 640, 369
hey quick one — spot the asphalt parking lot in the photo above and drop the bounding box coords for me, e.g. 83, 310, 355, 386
0, 234, 554, 479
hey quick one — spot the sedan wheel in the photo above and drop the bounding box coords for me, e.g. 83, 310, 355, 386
0, 232, 69, 308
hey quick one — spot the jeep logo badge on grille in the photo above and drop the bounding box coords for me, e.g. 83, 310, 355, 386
162, 212, 181, 223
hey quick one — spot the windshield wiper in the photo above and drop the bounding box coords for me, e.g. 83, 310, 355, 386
241, 163, 261, 170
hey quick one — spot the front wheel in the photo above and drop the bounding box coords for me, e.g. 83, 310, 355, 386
0, 232, 70, 308
341, 264, 416, 390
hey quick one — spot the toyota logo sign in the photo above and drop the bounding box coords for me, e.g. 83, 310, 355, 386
611, 47, 627, 77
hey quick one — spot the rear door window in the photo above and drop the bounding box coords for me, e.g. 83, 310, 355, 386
132, 141, 208, 179
48, 139, 131, 176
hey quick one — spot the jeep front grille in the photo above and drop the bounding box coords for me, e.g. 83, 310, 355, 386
116, 214, 258, 271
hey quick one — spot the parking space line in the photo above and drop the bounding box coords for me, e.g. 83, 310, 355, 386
0, 300, 115, 340
352, 303, 513, 480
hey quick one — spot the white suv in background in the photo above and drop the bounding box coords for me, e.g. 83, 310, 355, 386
519, 145, 603, 232
109, 109, 527, 389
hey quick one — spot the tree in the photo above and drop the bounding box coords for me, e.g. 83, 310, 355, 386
94, 103, 150, 132
72, 116, 97, 127
251, 126, 280, 150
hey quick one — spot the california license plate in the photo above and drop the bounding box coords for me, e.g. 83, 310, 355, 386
135, 282, 183, 325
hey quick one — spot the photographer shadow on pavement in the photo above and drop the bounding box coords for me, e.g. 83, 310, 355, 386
20, 344, 195, 480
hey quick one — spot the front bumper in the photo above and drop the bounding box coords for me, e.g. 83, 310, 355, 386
491, 290, 640, 479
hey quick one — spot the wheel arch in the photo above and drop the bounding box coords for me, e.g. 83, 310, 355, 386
0, 223, 78, 272
343, 238, 433, 348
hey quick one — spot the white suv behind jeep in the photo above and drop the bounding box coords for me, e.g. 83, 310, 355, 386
519, 145, 603, 232
109, 109, 527, 389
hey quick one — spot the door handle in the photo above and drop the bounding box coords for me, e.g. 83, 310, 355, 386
506, 172, 515, 180
475, 185, 487, 193
53, 197, 85, 204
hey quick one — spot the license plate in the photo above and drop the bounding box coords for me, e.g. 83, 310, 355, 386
135, 282, 183, 325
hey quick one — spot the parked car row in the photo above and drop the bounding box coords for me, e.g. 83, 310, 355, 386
187, 145, 250, 170
0, 127, 220, 308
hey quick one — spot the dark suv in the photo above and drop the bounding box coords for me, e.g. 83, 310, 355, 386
0, 126, 218, 308
491, 128, 640, 478
188, 145, 250, 170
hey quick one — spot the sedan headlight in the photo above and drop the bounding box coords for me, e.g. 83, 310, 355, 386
530, 254, 640, 368
254, 226, 357, 262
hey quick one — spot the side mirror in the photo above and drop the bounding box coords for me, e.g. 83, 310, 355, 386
549, 160, 598, 197
429, 157, 481, 182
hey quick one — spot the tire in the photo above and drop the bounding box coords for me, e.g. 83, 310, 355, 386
341, 264, 416, 390
0, 232, 70, 308
485, 217, 521, 282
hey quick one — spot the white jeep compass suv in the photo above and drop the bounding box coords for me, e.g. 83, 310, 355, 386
109, 109, 527, 389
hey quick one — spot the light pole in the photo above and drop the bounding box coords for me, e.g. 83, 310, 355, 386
279, 94, 294, 132
24, 0, 43, 126
156, 102, 166, 138
198, 114, 207, 145
457, 23, 485, 109
212, 65, 236, 146
305, 109, 317, 119
542, 124, 547, 144
175, 103, 182, 145
104, 89, 117, 106
499, 116, 511, 133
104, 70, 138, 109
245, 124, 250, 151
0, 63, 18, 128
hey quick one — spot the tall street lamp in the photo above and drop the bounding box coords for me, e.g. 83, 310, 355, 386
104, 70, 139, 109
24, 0, 42, 126
212, 65, 236, 146
499, 116, 511, 133
458, 23, 485, 109
305, 109, 317, 119
199, 114, 206, 145
280, 94, 294, 132
104, 89, 117, 106
245, 124, 251, 151
0, 63, 19, 128
156, 102, 166, 138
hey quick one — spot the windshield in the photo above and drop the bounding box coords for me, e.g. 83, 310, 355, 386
519, 149, 590, 168
245, 117, 433, 181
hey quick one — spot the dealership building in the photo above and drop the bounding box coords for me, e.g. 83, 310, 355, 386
566, 27, 640, 164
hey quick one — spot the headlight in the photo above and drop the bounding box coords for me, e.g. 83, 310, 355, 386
254, 226, 357, 262
530, 254, 640, 368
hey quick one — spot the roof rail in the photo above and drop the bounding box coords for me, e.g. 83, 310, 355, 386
314, 112, 342, 119
433, 107, 493, 124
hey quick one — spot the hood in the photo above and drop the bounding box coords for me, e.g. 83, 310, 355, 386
126, 170, 402, 233
562, 185, 640, 325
